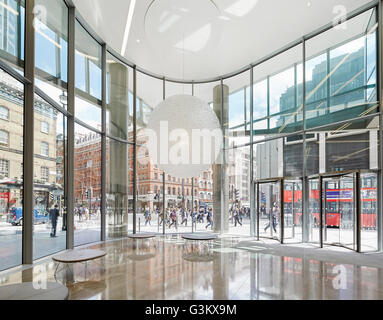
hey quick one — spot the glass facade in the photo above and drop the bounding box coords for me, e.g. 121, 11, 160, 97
0, 0, 382, 272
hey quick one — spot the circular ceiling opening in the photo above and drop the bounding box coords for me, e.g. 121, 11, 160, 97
144, 0, 223, 61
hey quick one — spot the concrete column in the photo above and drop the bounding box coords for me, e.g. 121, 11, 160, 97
213, 84, 229, 234
107, 63, 129, 238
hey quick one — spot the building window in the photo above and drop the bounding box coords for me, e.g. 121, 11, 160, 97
154, 173, 158, 180
41, 142, 49, 156
41, 166, 49, 182
0, 130, 9, 146
0, 159, 9, 177
41, 121, 49, 134
0, 106, 9, 120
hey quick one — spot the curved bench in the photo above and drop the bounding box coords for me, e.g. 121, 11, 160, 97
182, 233, 218, 241
127, 233, 156, 240
52, 249, 107, 282
53, 249, 106, 264
0, 282, 69, 300
181, 233, 218, 262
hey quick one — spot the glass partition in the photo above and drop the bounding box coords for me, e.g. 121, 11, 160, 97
74, 124, 101, 246
0, 69, 23, 271
0, 0, 24, 72
305, 8, 378, 130
136, 71, 163, 234
33, 96, 66, 259
34, 0, 68, 107
322, 173, 356, 250
75, 20, 102, 128
258, 181, 281, 241
227, 146, 251, 235
283, 180, 303, 243
308, 178, 321, 244
360, 172, 378, 252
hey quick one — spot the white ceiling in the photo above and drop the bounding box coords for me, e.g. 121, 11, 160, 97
72, 0, 373, 82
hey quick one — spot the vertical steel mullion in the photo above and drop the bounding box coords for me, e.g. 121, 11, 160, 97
377, 0, 383, 252
22, 0, 35, 265
221, 78, 225, 235
302, 37, 309, 243
162, 77, 166, 236
192, 178, 194, 233
256, 182, 260, 240
294, 63, 298, 123
66, 5, 75, 250
267, 76, 270, 130
356, 172, 362, 252
101, 43, 107, 241
133, 67, 137, 234
163, 173, 166, 235
319, 175, 324, 248
250, 67, 255, 237
326, 49, 331, 114
244, 86, 247, 132
280, 179, 285, 244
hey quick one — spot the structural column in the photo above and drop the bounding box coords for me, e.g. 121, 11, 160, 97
22, 0, 35, 264
213, 83, 229, 234
66, 6, 75, 250
107, 63, 129, 238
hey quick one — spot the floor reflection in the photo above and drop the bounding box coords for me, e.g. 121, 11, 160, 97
0, 235, 383, 300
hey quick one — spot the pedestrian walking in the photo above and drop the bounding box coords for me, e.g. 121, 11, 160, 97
49, 204, 60, 238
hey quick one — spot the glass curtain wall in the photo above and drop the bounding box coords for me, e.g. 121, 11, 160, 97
0, 0, 382, 272
252, 44, 303, 242
33, 97, 66, 259
193, 81, 220, 234
224, 71, 252, 235
305, 8, 379, 251
33, 0, 68, 260
74, 21, 102, 246
163, 81, 194, 234
0, 69, 24, 271
136, 71, 163, 234
0, 0, 25, 72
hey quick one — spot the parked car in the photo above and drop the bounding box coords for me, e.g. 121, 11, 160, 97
7, 207, 49, 226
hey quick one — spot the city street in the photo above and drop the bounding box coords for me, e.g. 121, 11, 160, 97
0, 213, 378, 271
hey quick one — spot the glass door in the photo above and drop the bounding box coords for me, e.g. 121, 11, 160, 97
308, 178, 320, 244
322, 173, 356, 250
258, 181, 281, 241
283, 180, 303, 243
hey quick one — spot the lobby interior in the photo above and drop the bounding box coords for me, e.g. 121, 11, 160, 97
1, 0, 383, 300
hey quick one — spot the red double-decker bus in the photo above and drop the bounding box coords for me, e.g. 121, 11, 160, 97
284, 181, 377, 229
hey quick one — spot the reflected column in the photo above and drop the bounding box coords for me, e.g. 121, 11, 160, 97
107, 63, 129, 238
213, 84, 229, 234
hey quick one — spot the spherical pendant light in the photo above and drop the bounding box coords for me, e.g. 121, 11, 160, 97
144, 94, 222, 178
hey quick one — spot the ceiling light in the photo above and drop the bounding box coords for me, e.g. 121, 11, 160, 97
307, 1, 312, 7
136, 39, 141, 43
121, 0, 136, 56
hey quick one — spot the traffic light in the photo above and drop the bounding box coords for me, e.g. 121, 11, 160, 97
85, 190, 89, 199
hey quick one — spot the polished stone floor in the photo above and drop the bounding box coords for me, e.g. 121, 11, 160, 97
1, 235, 383, 300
